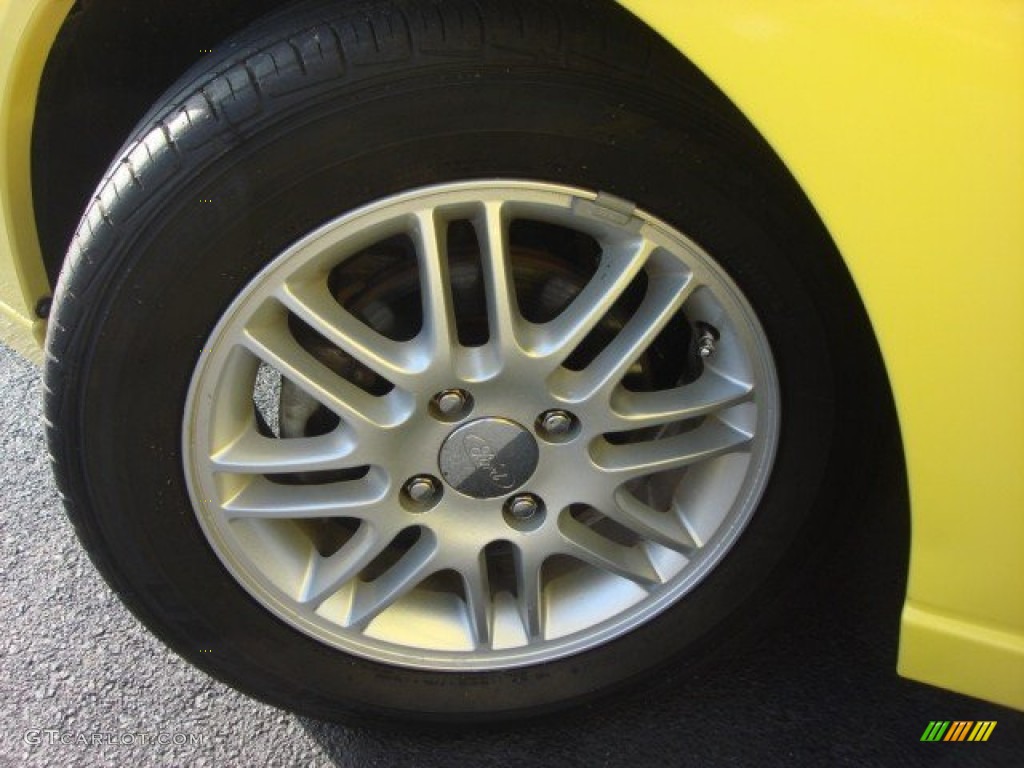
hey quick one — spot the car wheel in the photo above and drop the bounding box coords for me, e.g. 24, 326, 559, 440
45, 0, 878, 722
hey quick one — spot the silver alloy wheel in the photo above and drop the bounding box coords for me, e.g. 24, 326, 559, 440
183, 180, 779, 671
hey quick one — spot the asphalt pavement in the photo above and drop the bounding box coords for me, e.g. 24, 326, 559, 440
1, 341, 1021, 767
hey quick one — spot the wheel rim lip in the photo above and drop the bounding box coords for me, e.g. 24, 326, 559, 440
182, 180, 780, 671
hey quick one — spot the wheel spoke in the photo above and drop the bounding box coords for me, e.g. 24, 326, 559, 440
606, 371, 753, 431
476, 201, 521, 354
555, 273, 696, 402
513, 549, 545, 640
591, 419, 752, 480
347, 534, 438, 628
413, 209, 457, 368
557, 516, 661, 586
221, 473, 388, 520
210, 427, 359, 474
242, 324, 405, 433
607, 490, 697, 553
461, 552, 493, 647
531, 238, 654, 364
277, 281, 421, 387
298, 524, 391, 606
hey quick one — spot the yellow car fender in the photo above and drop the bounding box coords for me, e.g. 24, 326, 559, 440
0, 0, 73, 362
617, 0, 1024, 710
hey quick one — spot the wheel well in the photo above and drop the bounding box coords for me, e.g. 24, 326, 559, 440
31, 0, 292, 286
33, 0, 908, 681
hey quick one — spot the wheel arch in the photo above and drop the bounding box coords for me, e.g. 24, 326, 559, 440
40, 0, 902, 721
21, 0, 932, 703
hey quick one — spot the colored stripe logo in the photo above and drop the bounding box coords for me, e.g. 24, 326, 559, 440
920, 721, 996, 742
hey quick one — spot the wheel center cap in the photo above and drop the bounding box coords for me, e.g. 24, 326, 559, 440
438, 418, 539, 499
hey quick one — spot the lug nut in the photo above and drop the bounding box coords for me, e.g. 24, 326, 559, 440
537, 409, 578, 442
541, 410, 573, 435
404, 475, 440, 505
431, 389, 473, 420
436, 390, 466, 414
503, 493, 546, 530
507, 494, 540, 520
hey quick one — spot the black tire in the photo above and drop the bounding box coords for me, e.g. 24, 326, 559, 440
45, 0, 885, 723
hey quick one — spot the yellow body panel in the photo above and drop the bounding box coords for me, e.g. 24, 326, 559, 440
617, 0, 1024, 709
0, 0, 1021, 708
0, 0, 71, 364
